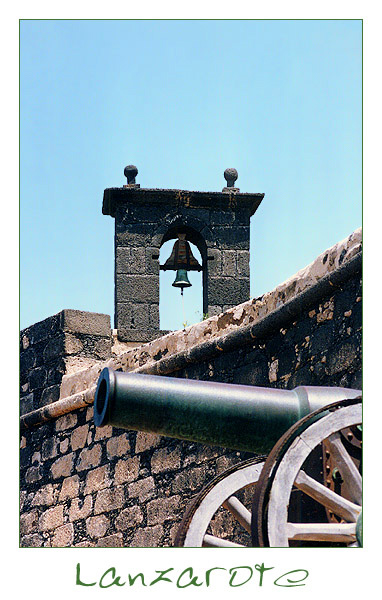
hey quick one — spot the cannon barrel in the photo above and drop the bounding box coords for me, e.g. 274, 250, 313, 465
93, 367, 360, 454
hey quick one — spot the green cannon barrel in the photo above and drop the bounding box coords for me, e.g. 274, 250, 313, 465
93, 367, 360, 454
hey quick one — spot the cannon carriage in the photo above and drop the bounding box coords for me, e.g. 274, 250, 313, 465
93, 367, 362, 548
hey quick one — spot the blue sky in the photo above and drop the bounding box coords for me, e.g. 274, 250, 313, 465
20, 19, 362, 332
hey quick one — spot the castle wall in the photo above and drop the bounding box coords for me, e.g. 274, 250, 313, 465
20, 229, 362, 547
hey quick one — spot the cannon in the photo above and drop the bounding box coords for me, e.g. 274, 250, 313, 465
94, 367, 362, 548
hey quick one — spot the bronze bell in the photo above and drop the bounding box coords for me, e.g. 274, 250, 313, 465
162, 233, 203, 272
172, 269, 192, 290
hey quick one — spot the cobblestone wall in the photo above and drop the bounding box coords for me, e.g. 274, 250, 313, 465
20, 229, 362, 548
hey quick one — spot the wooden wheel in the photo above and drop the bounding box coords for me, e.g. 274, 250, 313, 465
251, 398, 362, 547
174, 457, 265, 547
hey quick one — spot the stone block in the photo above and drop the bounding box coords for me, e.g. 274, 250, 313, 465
128, 477, 155, 502
85, 465, 111, 495
52, 523, 74, 547
20, 347, 37, 374
60, 309, 111, 336
39, 505, 64, 532
31, 484, 54, 507
76, 445, 102, 472
71, 424, 89, 451
106, 433, 130, 458
20, 393, 34, 415
94, 487, 125, 515
29, 366, 47, 390
151, 447, 181, 474
25, 466, 42, 484
208, 277, 250, 306
40, 384, 60, 407
43, 334, 65, 362
59, 475, 80, 501
21, 533, 44, 548
114, 456, 140, 485
86, 515, 110, 538
116, 247, 146, 274
96, 533, 123, 547
51, 453, 75, 479
147, 495, 181, 526
115, 506, 143, 531
117, 303, 151, 330
69, 496, 93, 522
222, 251, 237, 276
131, 525, 163, 547
237, 251, 250, 277
116, 275, 159, 304
20, 509, 39, 535
135, 432, 162, 453
56, 413, 78, 431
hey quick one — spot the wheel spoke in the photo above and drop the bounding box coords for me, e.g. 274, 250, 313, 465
294, 470, 361, 521
202, 534, 245, 548
286, 522, 356, 543
222, 495, 252, 532
326, 432, 362, 504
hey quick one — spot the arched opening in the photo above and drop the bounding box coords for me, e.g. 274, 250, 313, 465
159, 234, 204, 332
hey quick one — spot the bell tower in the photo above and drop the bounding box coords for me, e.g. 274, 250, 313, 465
102, 166, 264, 343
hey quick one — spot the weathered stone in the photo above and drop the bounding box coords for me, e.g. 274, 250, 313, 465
42, 437, 58, 461
94, 424, 113, 441
39, 505, 64, 532
115, 506, 143, 531
77, 445, 102, 471
71, 424, 89, 451
20, 509, 39, 535
60, 309, 111, 336
25, 466, 42, 484
31, 484, 54, 507
21, 533, 44, 548
147, 496, 181, 526
84, 465, 111, 495
106, 433, 130, 458
128, 477, 155, 502
115, 456, 140, 484
135, 432, 162, 453
86, 515, 110, 538
151, 447, 181, 474
96, 533, 123, 547
131, 525, 163, 547
40, 384, 61, 407
56, 413, 78, 432
51, 453, 75, 479
69, 496, 93, 521
52, 523, 74, 547
171, 467, 207, 494
94, 487, 125, 515
59, 475, 80, 501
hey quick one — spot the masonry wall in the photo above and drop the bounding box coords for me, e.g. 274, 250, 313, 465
20, 229, 362, 548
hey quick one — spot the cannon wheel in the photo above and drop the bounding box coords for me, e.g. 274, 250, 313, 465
251, 398, 362, 547
174, 457, 265, 547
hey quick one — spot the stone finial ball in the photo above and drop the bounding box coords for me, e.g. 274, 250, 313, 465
224, 168, 238, 185
124, 165, 138, 181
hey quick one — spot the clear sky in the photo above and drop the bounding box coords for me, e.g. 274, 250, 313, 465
20, 19, 362, 332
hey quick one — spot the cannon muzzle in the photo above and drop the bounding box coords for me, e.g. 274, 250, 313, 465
94, 367, 360, 453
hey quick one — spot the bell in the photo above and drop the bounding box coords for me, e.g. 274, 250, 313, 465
162, 233, 202, 272
172, 269, 192, 291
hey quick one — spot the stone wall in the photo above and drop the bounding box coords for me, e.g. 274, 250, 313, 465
20, 310, 111, 416
20, 228, 362, 547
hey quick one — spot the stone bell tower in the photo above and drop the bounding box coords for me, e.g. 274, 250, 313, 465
102, 166, 264, 343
